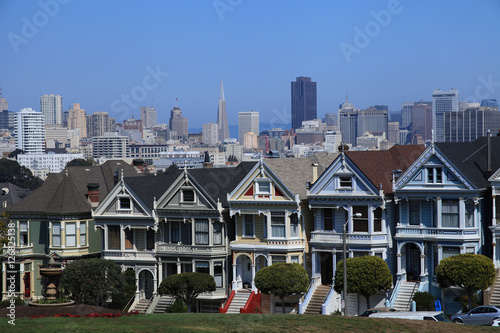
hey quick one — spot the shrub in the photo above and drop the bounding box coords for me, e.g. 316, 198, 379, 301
413, 292, 435, 311
166, 298, 188, 313
0, 297, 25, 308
111, 268, 136, 310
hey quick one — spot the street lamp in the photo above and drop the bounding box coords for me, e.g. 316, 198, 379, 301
343, 212, 362, 316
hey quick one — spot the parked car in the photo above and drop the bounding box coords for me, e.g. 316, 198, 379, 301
369, 311, 451, 322
451, 306, 500, 325
360, 307, 397, 317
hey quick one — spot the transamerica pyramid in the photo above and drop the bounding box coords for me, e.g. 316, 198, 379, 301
217, 80, 230, 142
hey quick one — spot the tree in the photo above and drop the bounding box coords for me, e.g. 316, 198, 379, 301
158, 272, 216, 312
334, 255, 392, 309
61, 258, 127, 306
436, 253, 495, 311
66, 158, 93, 167
110, 268, 137, 310
0, 158, 43, 190
254, 262, 309, 314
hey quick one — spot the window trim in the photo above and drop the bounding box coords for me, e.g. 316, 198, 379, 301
270, 212, 286, 239
195, 219, 210, 245
19, 221, 29, 246
52, 222, 61, 247
339, 176, 352, 188
66, 222, 76, 247
181, 189, 196, 203
243, 215, 255, 238
255, 179, 271, 195
118, 196, 132, 211
80, 221, 87, 246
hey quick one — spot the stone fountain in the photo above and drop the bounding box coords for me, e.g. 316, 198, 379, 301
39, 257, 63, 300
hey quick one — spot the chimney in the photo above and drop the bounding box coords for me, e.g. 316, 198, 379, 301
203, 151, 213, 168
488, 129, 492, 172
87, 183, 100, 207
312, 163, 319, 183
132, 159, 145, 173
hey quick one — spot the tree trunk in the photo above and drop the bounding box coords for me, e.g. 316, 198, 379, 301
281, 296, 286, 314
467, 290, 473, 311
364, 294, 371, 310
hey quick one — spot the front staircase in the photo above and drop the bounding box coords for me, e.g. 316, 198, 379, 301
304, 285, 330, 315
226, 290, 251, 314
490, 274, 500, 306
393, 281, 418, 311
131, 298, 152, 313
152, 295, 175, 313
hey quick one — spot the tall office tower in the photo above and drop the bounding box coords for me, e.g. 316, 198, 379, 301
40, 94, 63, 125
92, 134, 129, 159
324, 130, 342, 152
238, 110, 259, 143
87, 112, 116, 138
387, 121, 400, 144
0, 110, 15, 130
357, 107, 388, 137
140, 106, 157, 128
291, 76, 317, 130
324, 113, 337, 127
217, 80, 230, 142
169, 105, 188, 142
432, 88, 459, 142
0, 85, 8, 111
338, 96, 358, 145
15, 108, 45, 154
411, 102, 433, 142
443, 106, 500, 142
68, 103, 87, 138
202, 122, 218, 145
401, 102, 414, 130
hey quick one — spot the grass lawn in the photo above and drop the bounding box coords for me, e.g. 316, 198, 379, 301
2, 313, 499, 332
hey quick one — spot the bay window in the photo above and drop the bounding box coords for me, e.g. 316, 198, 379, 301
195, 219, 209, 245
52, 222, 61, 247
270, 212, 285, 238
442, 200, 459, 227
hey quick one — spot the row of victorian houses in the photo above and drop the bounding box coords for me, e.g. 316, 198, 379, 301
4, 134, 500, 315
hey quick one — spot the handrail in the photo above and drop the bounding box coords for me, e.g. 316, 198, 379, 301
388, 278, 402, 308
219, 290, 235, 313
219, 284, 232, 310
406, 282, 418, 310
144, 295, 154, 313
299, 279, 315, 304
321, 284, 337, 315
122, 293, 136, 312
323, 284, 335, 304
298, 276, 320, 314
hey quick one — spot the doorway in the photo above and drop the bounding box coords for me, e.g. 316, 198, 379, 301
320, 252, 334, 285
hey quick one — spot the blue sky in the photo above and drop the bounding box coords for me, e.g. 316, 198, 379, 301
1, 0, 499, 128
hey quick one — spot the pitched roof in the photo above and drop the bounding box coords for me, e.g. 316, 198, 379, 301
124, 162, 257, 209
10, 160, 142, 216
0, 182, 31, 213
346, 145, 426, 194
436, 136, 500, 189
265, 153, 339, 199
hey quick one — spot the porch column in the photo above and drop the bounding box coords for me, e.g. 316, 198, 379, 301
436, 197, 442, 228
176, 260, 181, 274
493, 195, 497, 227
153, 269, 158, 295
158, 260, 163, 285
368, 206, 374, 234
232, 263, 237, 290
397, 253, 402, 275
420, 253, 427, 282
311, 250, 316, 277
251, 265, 256, 291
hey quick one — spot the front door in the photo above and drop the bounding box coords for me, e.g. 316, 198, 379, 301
23, 272, 31, 298
320, 252, 333, 285
408, 244, 421, 281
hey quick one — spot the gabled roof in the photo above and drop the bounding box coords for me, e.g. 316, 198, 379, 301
346, 145, 426, 194
265, 153, 339, 199
123, 162, 257, 209
10, 160, 142, 216
436, 136, 500, 189
0, 182, 31, 213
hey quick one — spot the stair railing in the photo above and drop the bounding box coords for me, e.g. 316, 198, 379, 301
298, 275, 320, 314
321, 284, 338, 315
387, 278, 402, 308
122, 293, 137, 312
406, 283, 418, 311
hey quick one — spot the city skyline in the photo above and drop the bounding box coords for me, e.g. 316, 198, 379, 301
1, 1, 499, 128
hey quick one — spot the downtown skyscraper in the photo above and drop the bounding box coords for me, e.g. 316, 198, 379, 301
40, 94, 63, 126
291, 76, 317, 130
432, 88, 459, 142
238, 110, 259, 143
217, 80, 230, 142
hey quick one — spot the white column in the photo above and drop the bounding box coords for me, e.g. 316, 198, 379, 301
368, 206, 374, 233
436, 198, 442, 228
348, 207, 353, 234
251, 265, 256, 291
232, 263, 237, 290
459, 198, 465, 229
158, 260, 163, 285
311, 250, 316, 277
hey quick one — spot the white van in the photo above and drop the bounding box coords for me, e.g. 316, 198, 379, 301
369, 311, 451, 322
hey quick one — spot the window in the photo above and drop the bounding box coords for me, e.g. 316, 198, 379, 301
323, 209, 333, 231
19, 221, 28, 245
290, 214, 299, 238
214, 262, 223, 288
171, 221, 180, 243
80, 222, 87, 246
52, 222, 61, 247
442, 200, 459, 227
182, 189, 195, 202
291, 256, 299, 263
339, 176, 352, 188
272, 256, 286, 264
442, 247, 460, 259
243, 215, 254, 237
374, 207, 382, 232
352, 206, 368, 232
465, 200, 474, 227
119, 197, 131, 210
271, 212, 285, 238
195, 219, 209, 245
147, 229, 155, 249
213, 221, 222, 245
196, 261, 209, 274
409, 200, 420, 225
256, 180, 271, 194
427, 167, 442, 184
66, 223, 76, 247
108, 226, 120, 250
125, 228, 133, 249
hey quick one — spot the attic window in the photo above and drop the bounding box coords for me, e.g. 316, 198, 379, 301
182, 189, 195, 202
339, 176, 352, 188
119, 197, 131, 210
255, 180, 271, 194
